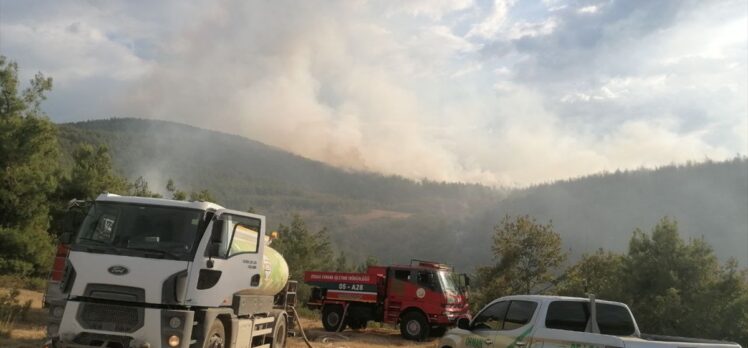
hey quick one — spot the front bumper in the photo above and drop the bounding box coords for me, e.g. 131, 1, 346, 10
53, 300, 193, 348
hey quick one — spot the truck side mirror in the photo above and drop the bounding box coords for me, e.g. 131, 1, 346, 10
457, 317, 470, 330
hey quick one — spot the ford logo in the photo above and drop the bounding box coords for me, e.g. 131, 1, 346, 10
108, 265, 129, 275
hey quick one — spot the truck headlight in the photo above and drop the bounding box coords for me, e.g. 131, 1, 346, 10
168, 335, 180, 347
169, 317, 182, 329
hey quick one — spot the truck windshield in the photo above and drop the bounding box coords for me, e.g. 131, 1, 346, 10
73, 202, 206, 261
438, 271, 458, 293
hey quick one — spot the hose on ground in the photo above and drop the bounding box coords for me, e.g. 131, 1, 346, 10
288, 305, 314, 348
337, 304, 349, 333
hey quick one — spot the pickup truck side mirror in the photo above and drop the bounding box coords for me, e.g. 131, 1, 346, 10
457, 317, 470, 330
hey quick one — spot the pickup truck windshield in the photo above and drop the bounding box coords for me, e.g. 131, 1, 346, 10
73, 202, 205, 261
545, 300, 636, 336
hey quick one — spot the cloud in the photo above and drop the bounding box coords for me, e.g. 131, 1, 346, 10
0, 0, 745, 186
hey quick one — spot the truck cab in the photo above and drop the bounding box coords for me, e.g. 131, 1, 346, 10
47, 194, 294, 348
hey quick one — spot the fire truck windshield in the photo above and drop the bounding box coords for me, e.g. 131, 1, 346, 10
438, 271, 458, 293
72, 202, 206, 261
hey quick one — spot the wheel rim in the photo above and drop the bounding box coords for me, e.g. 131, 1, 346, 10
326, 312, 340, 327
406, 319, 421, 336
208, 333, 224, 348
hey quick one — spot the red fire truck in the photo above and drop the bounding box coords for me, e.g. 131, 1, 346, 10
304, 260, 470, 340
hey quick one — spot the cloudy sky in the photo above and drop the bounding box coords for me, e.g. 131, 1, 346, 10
1, 0, 746, 186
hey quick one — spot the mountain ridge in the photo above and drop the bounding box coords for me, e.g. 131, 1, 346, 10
57, 118, 748, 269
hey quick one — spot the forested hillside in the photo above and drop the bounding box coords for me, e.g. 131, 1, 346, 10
58, 118, 748, 269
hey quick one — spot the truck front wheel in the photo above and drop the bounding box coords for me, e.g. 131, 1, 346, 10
204, 319, 225, 348
322, 305, 345, 332
400, 312, 429, 341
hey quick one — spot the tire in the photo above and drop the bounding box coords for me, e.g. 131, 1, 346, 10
322, 305, 345, 332
203, 318, 226, 348
400, 312, 430, 341
270, 315, 287, 348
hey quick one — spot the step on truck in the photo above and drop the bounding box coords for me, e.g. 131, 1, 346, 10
45, 194, 297, 348
439, 295, 743, 348
304, 260, 471, 340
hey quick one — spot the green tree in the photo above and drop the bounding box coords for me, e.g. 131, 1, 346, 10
623, 217, 748, 343
356, 255, 379, 273
61, 144, 129, 199
166, 178, 187, 200
0, 56, 58, 229
556, 249, 626, 301
474, 215, 566, 307
334, 251, 353, 272
272, 215, 334, 303
189, 189, 214, 202
0, 56, 58, 275
129, 176, 162, 198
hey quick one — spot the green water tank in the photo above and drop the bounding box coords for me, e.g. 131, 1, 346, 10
237, 244, 289, 296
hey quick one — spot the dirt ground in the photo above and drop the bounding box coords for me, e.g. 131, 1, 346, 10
288, 318, 438, 348
0, 289, 439, 348
0, 289, 48, 348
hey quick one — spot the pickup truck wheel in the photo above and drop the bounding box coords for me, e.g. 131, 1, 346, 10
204, 318, 225, 348
400, 312, 429, 341
322, 305, 345, 332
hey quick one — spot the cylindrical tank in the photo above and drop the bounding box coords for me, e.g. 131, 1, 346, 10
237, 244, 289, 296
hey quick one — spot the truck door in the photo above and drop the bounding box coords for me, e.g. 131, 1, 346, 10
185, 211, 266, 307
465, 300, 538, 348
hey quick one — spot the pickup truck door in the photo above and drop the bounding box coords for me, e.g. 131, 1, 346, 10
464, 300, 539, 348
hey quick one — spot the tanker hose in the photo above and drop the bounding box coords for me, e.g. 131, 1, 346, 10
288, 306, 314, 348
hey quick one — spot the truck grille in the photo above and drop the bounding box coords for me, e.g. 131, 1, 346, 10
77, 284, 146, 333
78, 302, 144, 333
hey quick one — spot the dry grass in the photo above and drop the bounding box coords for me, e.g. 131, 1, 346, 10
0, 289, 440, 348
0, 288, 47, 348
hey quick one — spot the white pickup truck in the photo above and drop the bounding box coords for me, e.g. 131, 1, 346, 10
439, 295, 742, 348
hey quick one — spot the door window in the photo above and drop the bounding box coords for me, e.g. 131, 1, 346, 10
216, 214, 261, 258
503, 301, 538, 330
472, 301, 509, 330
545, 301, 635, 336
394, 270, 411, 281
416, 271, 438, 290
546, 301, 588, 331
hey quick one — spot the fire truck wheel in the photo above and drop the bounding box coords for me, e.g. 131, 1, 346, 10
203, 318, 225, 348
322, 305, 345, 332
400, 312, 430, 340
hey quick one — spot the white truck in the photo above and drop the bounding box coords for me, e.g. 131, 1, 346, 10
45, 194, 296, 348
439, 295, 742, 348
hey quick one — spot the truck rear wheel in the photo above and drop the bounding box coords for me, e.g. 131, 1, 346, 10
204, 318, 225, 348
322, 305, 345, 332
400, 312, 429, 341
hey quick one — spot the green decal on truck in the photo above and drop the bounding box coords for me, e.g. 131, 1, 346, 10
465, 336, 485, 348
508, 326, 534, 348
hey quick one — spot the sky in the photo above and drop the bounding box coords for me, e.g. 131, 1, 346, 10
1, 0, 746, 186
